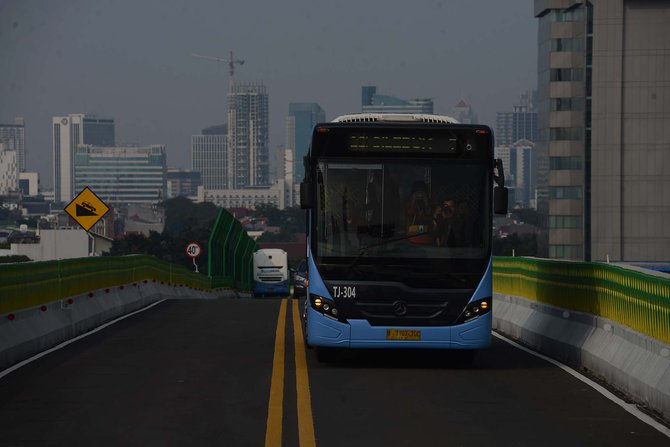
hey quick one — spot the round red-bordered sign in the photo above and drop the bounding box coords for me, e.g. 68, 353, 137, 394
185, 242, 202, 258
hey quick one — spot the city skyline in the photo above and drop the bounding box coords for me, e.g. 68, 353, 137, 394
0, 0, 537, 187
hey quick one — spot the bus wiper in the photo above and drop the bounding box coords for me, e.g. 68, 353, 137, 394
347, 231, 429, 272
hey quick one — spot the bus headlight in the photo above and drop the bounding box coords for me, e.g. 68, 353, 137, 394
456, 298, 491, 323
310, 295, 340, 320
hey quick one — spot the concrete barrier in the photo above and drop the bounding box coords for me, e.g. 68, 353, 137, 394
0, 281, 235, 373
493, 293, 670, 421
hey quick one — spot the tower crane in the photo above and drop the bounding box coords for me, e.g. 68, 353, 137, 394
191, 51, 244, 89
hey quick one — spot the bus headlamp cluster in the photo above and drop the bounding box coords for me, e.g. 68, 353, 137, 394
457, 298, 491, 323
310, 295, 339, 319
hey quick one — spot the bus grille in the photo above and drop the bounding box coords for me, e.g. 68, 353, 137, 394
259, 276, 283, 282
355, 300, 448, 320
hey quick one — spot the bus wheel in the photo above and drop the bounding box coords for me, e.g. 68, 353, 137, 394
316, 347, 337, 363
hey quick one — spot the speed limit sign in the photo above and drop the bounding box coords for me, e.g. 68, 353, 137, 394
185, 242, 202, 258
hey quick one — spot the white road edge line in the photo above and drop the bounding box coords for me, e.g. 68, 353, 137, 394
0, 299, 167, 380
492, 331, 670, 438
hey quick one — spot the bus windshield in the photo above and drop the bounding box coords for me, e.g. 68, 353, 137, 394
314, 159, 491, 263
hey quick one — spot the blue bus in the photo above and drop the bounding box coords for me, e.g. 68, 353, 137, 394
300, 113, 508, 361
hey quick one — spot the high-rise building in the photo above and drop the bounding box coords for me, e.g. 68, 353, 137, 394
0, 144, 17, 195
452, 99, 478, 124
53, 114, 115, 203
228, 83, 270, 189
286, 102, 326, 204
361, 86, 433, 114
74, 145, 166, 205
511, 139, 536, 209
0, 118, 26, 174
192, 124, 228, 190
535, 0, 670, 262
496, 91, 538, 146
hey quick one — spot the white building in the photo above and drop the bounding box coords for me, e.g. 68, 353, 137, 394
0, 229, 112, 260
53, 114, 115, 203
19, 172, 39, 196
198, 180, 286, 210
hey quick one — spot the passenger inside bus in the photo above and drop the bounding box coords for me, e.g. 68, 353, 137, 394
405, 181, 433, 244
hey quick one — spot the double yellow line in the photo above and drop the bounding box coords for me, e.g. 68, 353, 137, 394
265, 299, 317, 447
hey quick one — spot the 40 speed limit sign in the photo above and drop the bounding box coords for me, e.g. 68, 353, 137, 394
185, 242, 202, 258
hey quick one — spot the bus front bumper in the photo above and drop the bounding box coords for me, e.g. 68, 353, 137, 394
306, 307, 491, 349
253, 280, 289, 296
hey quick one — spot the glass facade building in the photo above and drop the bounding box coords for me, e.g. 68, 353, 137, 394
192, 125, 228, 190
74, 145, 166, 205
361, 86, 433, 114
286, 102, 325, 184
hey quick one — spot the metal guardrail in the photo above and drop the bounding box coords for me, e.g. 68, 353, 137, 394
493, 257, 670, 344
0, 208, 260, 313
0, 255, 213, 314
3, 253, 667, 344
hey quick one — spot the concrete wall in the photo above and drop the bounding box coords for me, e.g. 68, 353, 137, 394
0, 282, 235, 373
493, 293, 670, 421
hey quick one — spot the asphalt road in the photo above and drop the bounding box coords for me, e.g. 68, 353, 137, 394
0, 298, 667, 446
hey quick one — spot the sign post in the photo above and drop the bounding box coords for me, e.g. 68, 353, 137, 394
185, 241, 202, 273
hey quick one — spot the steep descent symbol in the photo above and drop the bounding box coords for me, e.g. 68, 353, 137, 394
76, 201, 98, 217
64, 187, 110, 232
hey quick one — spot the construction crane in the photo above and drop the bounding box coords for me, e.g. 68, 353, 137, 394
191, 51, 244, 88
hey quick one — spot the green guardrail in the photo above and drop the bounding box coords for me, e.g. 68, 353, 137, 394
493, 257, 670, 344
208, 208, 258, 291
0, 255, 214, 314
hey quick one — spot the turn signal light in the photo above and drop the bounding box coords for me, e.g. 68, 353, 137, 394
456, 297, 492, 324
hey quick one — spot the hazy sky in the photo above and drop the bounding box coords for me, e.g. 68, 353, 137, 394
0, 0, 537, 188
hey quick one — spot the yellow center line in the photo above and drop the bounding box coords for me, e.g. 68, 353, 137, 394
265, 299, 287, 447
292, 299, 317, 447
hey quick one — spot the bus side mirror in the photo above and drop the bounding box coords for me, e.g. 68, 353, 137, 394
494, 186, 508, 215
493, 158, 508, 215
300, 182, 313, 209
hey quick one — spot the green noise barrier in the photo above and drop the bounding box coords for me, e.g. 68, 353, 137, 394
208, 208, 258, 291
0, 255, 213, 314
493, 257, 670, 344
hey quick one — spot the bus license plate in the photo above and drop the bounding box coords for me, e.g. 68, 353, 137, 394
386, 329, 421, 341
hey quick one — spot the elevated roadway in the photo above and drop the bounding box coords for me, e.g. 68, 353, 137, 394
1, 298, 667, 446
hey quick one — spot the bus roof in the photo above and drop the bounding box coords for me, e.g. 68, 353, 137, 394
331, 113, 459, 124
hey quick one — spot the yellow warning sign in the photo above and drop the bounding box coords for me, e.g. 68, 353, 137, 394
64, 187, 110, 232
